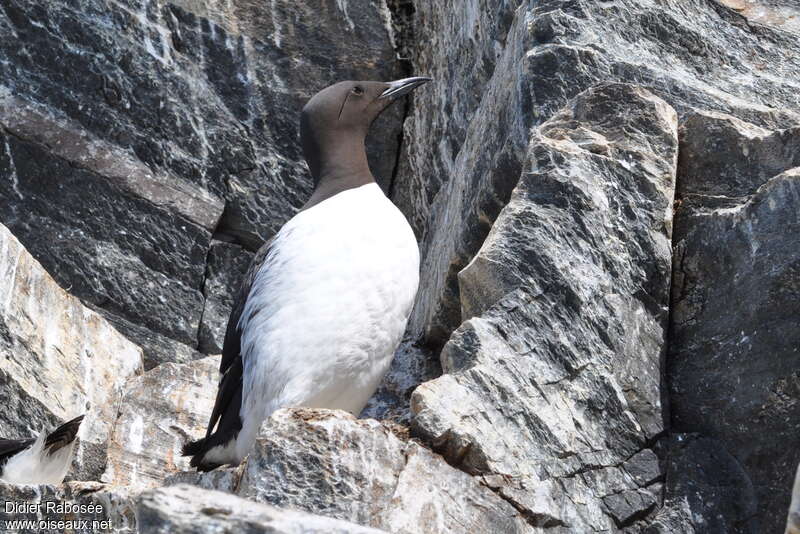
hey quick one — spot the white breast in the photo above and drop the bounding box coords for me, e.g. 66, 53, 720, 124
234, 183, 419, 458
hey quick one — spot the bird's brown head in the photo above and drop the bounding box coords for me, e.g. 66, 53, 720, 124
300, 77, 431, 187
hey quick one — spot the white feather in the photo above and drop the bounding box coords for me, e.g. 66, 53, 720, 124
204, 183, 419, 464
1, 431, 77, 485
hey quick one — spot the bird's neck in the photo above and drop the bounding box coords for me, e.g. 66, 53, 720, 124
303, 135, 375, 210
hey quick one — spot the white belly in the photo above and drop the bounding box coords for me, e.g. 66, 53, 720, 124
235, 183, 419, 456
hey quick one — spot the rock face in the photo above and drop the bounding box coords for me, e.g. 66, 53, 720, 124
669, 111, 800, 530
138, 484, 388, 534
649, 434, 758, 534
717, 0, 800, 34
394, 1, 800, 531
0, 223, 143, 480
173, 409, 531, 534
400, 0, 800, 346
0, 480, 386, 534
0, 93, 217, 370
0, 481, 135, 533
0, 0, 403, 368
103, 356, 219, 490
411, 83, 678, 530
1, 0, 800, 532
360, 339, 440, 424
197, 242, 253, 354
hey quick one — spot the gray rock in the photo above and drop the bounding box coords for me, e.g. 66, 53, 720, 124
165, 464, 244, 495
103, 356, 220, 490
197, 240, 253, 354
106, 370, 527, 533
669, 109, 800, 532
410, 83, 678, 531
651, 434, 758, 534
623, 449, 662, 488
97, 309, 206, 370
0, 367, 58, 442
0, 0, 404, 366
392, 1, 800, 528
643, 500, 696, 534
400, 0, 800, 346
361, 339, 441, 424
602, 489, 658, 527
0, 223, 143, 480
177, 408, 532, 534
137, 484, 388, 533
676, 111, 800, 201
2, 0, 800, 531
0, 92, 223, 232
0, 98, 212, 369
715, 0, 800, 34
0, 481, 385, 533
0, 481, 135, 533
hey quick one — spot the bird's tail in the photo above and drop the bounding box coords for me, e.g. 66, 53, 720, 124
180, 438, 209, 465
182, 373, 243, 471
0, 415, 84, 484
181, 435, 229, 471
44, 414, 84, 454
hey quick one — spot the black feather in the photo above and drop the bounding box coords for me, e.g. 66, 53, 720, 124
180, 438, 205, 457
44, 414, 84, 455
0, 415, 83, 470
182, 239, 273, 469
0, 438, 34, 469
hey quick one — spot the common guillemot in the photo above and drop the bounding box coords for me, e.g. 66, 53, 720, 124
183, 77, 430, 469
0, 415, 84, 484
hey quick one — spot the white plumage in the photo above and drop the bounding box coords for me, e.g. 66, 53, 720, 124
0, 429, 78, 485
203, 183, 419, 464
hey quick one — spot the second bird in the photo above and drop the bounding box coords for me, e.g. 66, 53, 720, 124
183, 76, 430, 470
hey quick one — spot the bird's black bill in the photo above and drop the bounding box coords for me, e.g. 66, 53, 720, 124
379, 76, 432, 99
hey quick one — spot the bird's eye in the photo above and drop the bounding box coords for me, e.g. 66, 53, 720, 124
352, 86, 364, 95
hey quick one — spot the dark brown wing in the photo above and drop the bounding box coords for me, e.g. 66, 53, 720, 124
206, 238, 272, 436
0, 438, 34, 468
44, 415, 84, 455
183, 238, 273, 469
